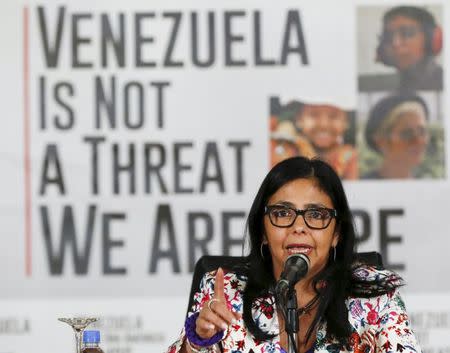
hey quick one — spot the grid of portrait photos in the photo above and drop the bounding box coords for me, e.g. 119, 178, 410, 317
270, 4, 445, 180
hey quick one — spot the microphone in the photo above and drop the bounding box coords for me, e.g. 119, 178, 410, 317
275, 254, 310, 296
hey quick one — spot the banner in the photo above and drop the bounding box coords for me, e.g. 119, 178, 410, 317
0, 1, 449, 352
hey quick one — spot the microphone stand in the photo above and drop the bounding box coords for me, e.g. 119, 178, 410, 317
285, 287, 299, 353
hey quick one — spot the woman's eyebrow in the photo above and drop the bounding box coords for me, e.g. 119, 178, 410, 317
270, 201, 331, 209
271, 200, 295, 207
304, 202, 328, 208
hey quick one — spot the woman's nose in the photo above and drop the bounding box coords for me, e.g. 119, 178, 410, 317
292, 214, 308, 233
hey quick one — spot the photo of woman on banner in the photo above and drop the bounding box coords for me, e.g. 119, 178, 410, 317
358, 5, 443, 92
362, 94, 432, 179
166, 156, 421, 353
270, 99, 358, 180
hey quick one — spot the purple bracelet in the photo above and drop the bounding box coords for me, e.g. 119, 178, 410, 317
184, 312, 224, 347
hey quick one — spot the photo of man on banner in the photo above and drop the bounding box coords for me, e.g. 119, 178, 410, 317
270, 98, 358, 180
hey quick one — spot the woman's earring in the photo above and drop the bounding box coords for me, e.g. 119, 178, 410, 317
333, 246, 337, 262
260, 242, 267, 260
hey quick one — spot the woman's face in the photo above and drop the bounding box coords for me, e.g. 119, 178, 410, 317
296, 105, 348, 151
383, 15, 426, 70
377, 110, 429, 169
263, 178, 339, 283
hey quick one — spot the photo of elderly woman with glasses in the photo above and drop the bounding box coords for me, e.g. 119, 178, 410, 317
361, 94, 444, 179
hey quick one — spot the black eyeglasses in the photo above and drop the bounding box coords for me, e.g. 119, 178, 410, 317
265, 205, 337, 229
394, 126, 428, 142
381, 25, 422, 44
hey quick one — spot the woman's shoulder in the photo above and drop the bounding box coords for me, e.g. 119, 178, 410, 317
347, 265, 407, 323
346, 288, 415, 349
351, 263, 397, 280
346, 288, 420, 351
347, 283, 404, 312
348, 263, 404, 297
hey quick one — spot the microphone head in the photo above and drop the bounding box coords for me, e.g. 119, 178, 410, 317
285, 253, 310, 267
275, 254, 310, 296
283, 253, 310, 280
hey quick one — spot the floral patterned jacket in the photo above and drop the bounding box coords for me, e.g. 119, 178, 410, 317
166, 266, 421, 353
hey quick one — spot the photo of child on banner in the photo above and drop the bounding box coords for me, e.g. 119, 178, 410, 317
270, 98, 358, 179
358, 5, 443, 92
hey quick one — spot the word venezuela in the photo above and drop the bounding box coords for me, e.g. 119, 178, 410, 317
36, 6, 309, 68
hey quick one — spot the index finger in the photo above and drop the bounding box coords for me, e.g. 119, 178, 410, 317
213, 267, 225, 300
211, 267, 241, 323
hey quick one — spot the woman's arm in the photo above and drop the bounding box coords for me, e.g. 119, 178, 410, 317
374, 289, 421, 353
164, 268, 240, 353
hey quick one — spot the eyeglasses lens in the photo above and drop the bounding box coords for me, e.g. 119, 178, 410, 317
382, 26, 421, 44
304, 209, 332, 229
270, 207, 296, 227
398, 127, 428, 141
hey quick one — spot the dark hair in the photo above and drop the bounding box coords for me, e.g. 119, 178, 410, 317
383, 6, 438, 56
242, 156, 357, 345
277, 100, 304, 122
365, 94, 429, 153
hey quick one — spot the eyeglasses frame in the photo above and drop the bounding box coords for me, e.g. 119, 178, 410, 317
380, 25, 423, 45
391, 126, 429, 142
264, 205, 337, 230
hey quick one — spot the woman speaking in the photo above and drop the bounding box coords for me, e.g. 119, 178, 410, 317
166, 157, 420, 353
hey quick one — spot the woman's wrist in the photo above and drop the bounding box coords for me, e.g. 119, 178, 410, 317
184, 312, 225, 348
185, 339, 218, 353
